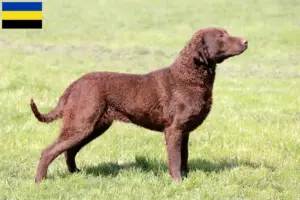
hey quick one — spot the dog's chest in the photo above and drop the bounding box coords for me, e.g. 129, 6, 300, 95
184, 90, 213, 132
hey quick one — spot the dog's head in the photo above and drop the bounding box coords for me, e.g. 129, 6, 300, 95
189, 27, 248, 65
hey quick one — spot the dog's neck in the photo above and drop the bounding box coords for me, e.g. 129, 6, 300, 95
170, 46, 216, 90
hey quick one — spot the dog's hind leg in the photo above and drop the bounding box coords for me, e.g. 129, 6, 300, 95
35, 97, 106, 183
35, 130, 94, 183
64, 122, 112, 173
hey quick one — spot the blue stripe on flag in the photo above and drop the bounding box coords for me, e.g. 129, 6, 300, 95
2, 2, 42, 11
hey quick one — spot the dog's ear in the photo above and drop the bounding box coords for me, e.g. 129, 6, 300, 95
188, 31, 209, 66
199, 36, 208, 65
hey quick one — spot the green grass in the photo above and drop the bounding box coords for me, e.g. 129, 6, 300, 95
1, 0, 300, 199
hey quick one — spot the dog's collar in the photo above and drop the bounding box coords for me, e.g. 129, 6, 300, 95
193, 57, 216, 74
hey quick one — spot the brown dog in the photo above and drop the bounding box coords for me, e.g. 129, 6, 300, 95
30, 27, 248, 183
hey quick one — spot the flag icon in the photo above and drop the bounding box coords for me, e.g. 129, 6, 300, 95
2, 2, 42, 29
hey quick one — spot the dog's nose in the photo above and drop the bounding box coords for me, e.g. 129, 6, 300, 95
242, 39, 248, 46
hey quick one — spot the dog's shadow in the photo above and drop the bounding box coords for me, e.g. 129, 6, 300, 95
82, 156, 274, 178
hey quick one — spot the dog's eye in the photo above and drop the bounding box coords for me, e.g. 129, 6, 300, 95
220, 33, 224, 38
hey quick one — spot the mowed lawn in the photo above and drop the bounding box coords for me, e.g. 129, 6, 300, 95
0, 0, 300, 199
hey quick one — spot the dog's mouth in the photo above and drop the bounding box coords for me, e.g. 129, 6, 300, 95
238, 44, 248, 54
229, 43, 248, 56
215, 49, 246, 63
230, 48, 248, 56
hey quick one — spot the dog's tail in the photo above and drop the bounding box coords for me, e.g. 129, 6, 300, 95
30, 99, 62, 123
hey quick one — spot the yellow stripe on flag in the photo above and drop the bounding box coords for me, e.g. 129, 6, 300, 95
2, 11, 42, 20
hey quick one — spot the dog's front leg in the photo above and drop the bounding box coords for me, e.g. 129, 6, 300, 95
164, 127, 182, 182
181, 133, 190, 177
